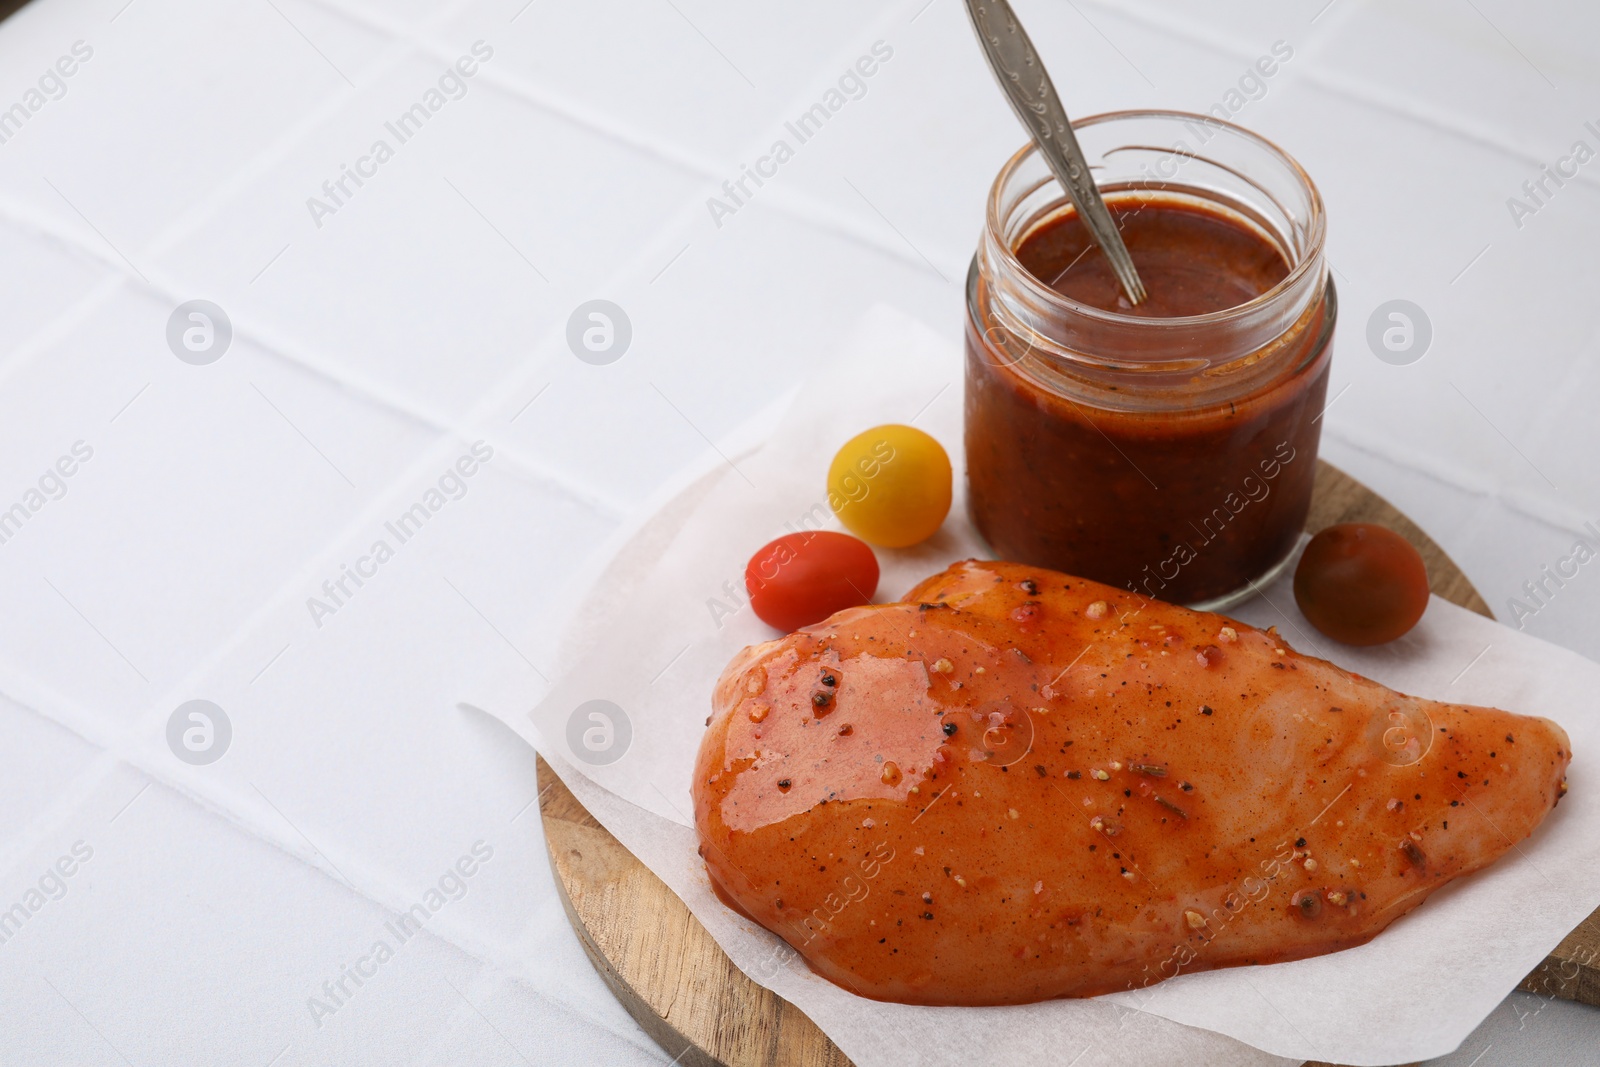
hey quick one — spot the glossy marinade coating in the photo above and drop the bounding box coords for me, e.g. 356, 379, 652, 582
692, 560, 1571, 1005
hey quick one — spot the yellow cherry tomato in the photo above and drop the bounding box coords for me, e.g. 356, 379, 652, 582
827, 424, 952, 548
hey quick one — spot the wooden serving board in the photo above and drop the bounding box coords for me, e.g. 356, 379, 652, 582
537, 461, 1598, 1067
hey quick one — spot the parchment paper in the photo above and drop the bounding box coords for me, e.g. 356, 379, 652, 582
464, 304, 1599, 1066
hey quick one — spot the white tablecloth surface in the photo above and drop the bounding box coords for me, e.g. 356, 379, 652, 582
0, 0, 1594, 1064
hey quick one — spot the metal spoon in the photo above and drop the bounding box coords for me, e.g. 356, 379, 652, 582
963, 0, 1147, 305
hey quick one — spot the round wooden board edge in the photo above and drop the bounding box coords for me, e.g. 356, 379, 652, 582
536, 460, 1595, 1067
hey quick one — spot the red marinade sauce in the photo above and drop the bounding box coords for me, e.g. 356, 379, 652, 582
1017, 200, 1289, 316
965, 198, 1332, 605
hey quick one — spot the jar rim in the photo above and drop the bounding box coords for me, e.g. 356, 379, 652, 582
986, 109, 1327, 330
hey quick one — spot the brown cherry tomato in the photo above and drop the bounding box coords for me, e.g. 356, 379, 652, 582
1294, 523, 1429, 646
745, 531, 879, 632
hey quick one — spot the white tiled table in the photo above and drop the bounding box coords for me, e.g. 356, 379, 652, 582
0, 1, 1593, 1064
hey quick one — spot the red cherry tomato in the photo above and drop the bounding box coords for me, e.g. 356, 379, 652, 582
1294, 523, 1429, 646
745, 531, 879, 632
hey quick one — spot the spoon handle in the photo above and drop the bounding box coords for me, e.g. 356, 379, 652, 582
963, 0, 1147, 305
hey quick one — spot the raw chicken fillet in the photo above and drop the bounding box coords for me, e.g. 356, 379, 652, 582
692, 560, 1571, 1004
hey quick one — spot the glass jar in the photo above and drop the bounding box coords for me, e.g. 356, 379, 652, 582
965, 110, 1335, 609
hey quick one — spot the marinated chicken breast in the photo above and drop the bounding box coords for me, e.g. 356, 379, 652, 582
692, 560, 1571, 1005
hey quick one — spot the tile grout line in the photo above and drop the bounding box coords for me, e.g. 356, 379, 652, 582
0, 188, 633, 521
1079, 0, 1600, 191
1320, 420, 1593, 540
0, 664, 541, 982
304, 0, 729, 183
439, 0, 963, 441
